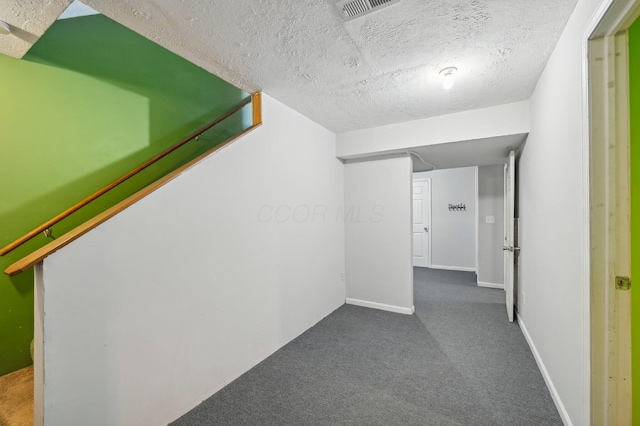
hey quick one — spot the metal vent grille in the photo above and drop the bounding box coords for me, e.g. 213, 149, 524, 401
343, 0, 369, 17
369, 0, 393, 8
336, 0, 401, 21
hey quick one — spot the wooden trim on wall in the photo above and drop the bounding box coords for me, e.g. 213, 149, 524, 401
0, 98, 252, 257
252, 92, 262, 126
4, 124, 261, 276
588, 31, 632, 426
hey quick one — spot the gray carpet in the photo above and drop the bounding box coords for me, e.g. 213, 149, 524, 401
171, 268, 561, 425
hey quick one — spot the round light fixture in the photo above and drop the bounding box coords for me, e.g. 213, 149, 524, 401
0, 21, 11, 35
440, 67, 457, 90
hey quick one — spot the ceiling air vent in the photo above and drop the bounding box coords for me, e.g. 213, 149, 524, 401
336, 0, 401, 21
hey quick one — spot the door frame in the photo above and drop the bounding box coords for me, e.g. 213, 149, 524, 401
412, 176, 432, 268
584, 0, 640, 423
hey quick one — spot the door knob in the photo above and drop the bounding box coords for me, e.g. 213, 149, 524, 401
424, 227, 428, 232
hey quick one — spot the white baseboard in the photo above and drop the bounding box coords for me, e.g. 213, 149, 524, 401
517, 314, 572, 426
477, 281, 504, 289
346, 298, 415, 315
430, 264, 476, 272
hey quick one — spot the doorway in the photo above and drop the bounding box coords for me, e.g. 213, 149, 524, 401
411, 160, 517, 323
412, 178, 431, 268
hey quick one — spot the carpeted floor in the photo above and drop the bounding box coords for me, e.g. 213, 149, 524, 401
172, 268, 561, 425
0, 366, 33, 426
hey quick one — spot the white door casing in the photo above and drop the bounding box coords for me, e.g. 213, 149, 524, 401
588, 21, 636, 423
412, 179, 431, 267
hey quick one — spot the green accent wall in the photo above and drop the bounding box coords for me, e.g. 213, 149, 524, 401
0, 15, 247, 376
630, 18, 640, 424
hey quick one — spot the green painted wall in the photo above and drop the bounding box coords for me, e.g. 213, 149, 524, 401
630, 18, 640, 424
0, 15, 248, 376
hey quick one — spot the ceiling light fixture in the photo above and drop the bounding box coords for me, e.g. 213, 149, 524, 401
440, 67, 457, 90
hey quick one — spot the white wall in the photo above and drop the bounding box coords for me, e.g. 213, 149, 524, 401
477, 165, 505, 287
33, 263, 44, 426
37, 94, 346, 425
414, 167, 477, 271
344, 156, 413, 314
517, 0, 601, 424
336, 101, 530, 159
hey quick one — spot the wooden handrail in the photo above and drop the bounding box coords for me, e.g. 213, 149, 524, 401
252, 92, 261, 125
0, 94, 259, 257
5, 121, 262, 276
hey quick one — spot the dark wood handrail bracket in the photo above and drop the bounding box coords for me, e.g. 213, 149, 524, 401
1, 93, 262, 265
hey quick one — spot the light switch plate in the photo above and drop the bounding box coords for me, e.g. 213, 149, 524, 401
486, 215, 495, 224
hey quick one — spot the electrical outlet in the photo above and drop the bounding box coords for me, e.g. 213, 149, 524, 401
486, 215, 495, 224
341, 272, 346, 282
522, 292, 526, 305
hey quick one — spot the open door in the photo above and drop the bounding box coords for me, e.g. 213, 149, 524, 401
503, 151, 516, 322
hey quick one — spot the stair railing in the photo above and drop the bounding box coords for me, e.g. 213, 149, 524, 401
1, 93, 262, 270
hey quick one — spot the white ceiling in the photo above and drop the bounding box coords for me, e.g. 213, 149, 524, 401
0, 0, 578, 134
0, 0, 70, 58
345, 133, 527, 172
407, 134, 527, 172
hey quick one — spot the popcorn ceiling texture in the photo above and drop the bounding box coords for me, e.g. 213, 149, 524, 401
0, 0, 71, 58
1, 0, 578, 132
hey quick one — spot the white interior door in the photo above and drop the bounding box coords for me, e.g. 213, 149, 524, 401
412, 180, 431, 267
503, 151, 516, 322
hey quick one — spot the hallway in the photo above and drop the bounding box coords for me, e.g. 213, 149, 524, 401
413, 268, 560, 424
172, 269, 560, 425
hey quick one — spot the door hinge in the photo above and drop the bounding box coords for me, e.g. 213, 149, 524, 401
615, 276, 631, 290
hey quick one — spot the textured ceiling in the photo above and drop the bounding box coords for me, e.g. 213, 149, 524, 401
0, 0, 70, 58
0, 0, 578, 133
